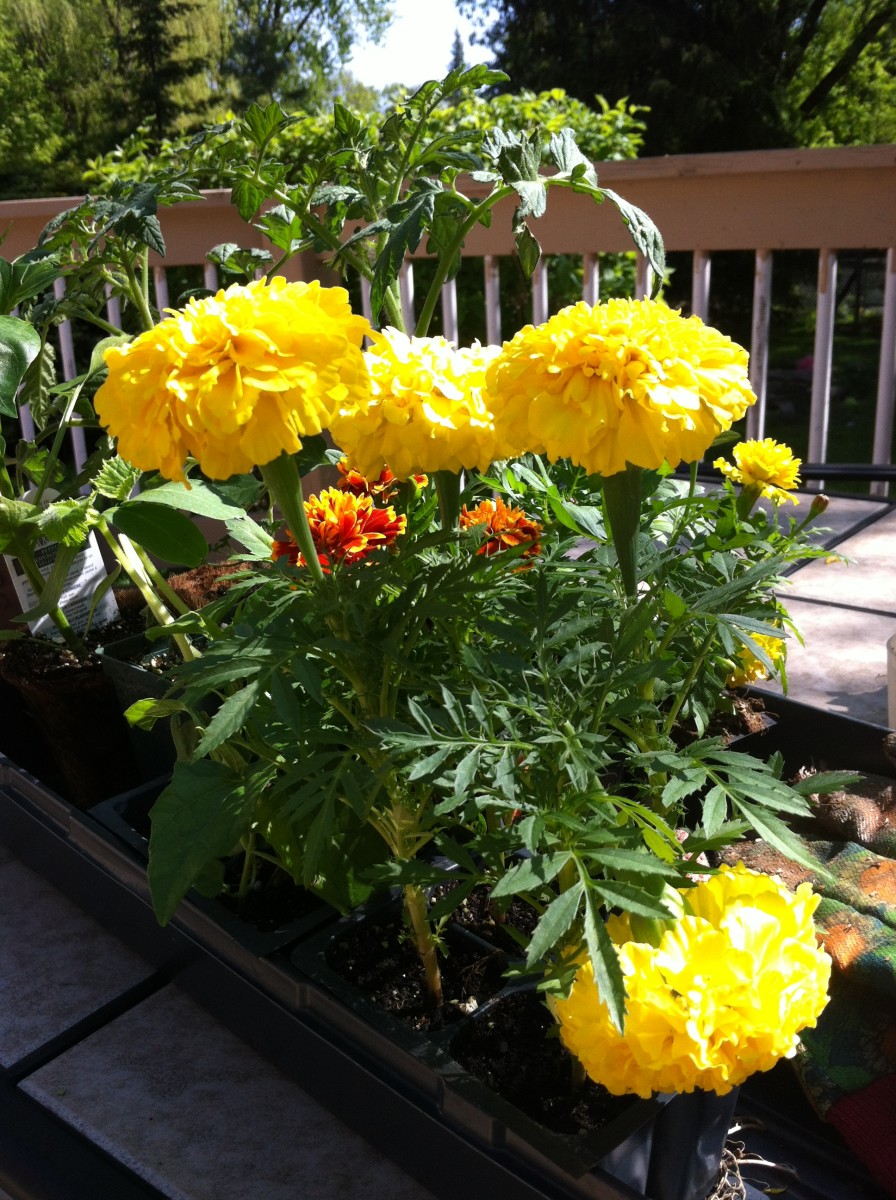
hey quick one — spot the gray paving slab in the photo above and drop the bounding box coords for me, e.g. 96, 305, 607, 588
0, 858, 153, 1067
758, 597, 895, 725
22, 985, 436, 1200
780, 506, 896, 614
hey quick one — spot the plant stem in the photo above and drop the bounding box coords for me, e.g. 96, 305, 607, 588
403, 882, 443, 1006
260, 453, 324, 585
602, 464, 643, 598
12, 544, 85, 655
434, 470, 461, 531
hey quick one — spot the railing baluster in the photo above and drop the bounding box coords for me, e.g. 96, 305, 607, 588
807, 249, 838, 487
747, 249, 774, 442
532, 259, 548, 324
204, 263, 219, 292
399, 262, 415, 332
871, 246, 896, 498
635, 255, 653, 300
484, 256, 501, 346
104, 285, 122, 331
441, 278, 459, 344
360, 276, 373, 327
153, 266, 170, 313
582, 252, 599, 305
691, 250, 711, 320
52, 278, 87, 472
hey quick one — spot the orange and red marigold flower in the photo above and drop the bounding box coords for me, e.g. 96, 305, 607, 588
336, 458, 428, 500
272, 487, 407, 570
459, 496, 542, 559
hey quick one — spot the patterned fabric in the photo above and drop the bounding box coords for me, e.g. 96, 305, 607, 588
721, 769, 896, 1197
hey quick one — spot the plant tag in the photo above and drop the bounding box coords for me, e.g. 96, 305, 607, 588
3, 534, 120, 639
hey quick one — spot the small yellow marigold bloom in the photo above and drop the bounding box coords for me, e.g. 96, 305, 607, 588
95, 278, 371, 482
726, 633, 787, 689
554, 864, 830, 1098
329, 328, 501, 480
714, 438, 801, 505
486, 298, 755, 476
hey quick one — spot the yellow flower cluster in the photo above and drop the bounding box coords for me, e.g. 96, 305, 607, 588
553, 864, 830, 1098
486, 299, 756, 477
329, 328, 500, 480
714, 438, 801, 505
95, 278, 370, 482
726, 633, 787, 688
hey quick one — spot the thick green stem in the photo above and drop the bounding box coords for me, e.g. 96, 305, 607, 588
403, 882, 443, 1006
96, 520, 198, 662
434, 470, 462, 532
13, 544, 85, 655
260, 453, 324, 585
602, 464, 644, 598
735, 483, 763, 521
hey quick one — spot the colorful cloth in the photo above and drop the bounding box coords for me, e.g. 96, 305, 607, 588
721, 769, 896, 1197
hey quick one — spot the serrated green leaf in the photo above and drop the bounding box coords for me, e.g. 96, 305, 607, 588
514, 221, 541, 278
702, 784, 727, 835
583, 889, 625, 1031
93, 456, 141, 502
792, 770, 862, 796
526, 883, 583, 966
148, 759, 265, 924
602, 188, 666, 283
193, 680, 261, 759
548, 128, 598, 188
0, 315, 41, 418
408, 744, 454, 782
231, 177, 266, 222
733, 799, 830, 876
491, 852, 572, 899
17, 339, 57, 430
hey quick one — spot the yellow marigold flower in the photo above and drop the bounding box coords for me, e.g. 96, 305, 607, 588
272, 487, 406, 571
553, 864, 830, 1098
726, 633, 787, 689
486, 299, 755, 476
460, 496, 542, 559
329, 328, 501, 480
95, 278, 371, 482
714, 438, 801, 505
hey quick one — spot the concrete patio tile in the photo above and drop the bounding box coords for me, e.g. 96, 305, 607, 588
759, 597, 894, 726
780, 507, 896, 614
757, 492, 890, 548
22, 985, 436, 1200
0, 857, 153, 1067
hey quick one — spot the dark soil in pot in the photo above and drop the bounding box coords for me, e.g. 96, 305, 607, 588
449, 988, 638, 1138
0, 637, 139, 808
326, 910, 508, 1032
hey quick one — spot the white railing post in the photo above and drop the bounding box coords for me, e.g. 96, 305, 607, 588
747, 249, 774, 442
871, 246, 896, 498
532, 259, 549, 325
203, 263, 219, 293
807, 248, 838, 484
441, 278, 459, 344
484, 256, 501, 346
399, 262, 415, 332
635, 255, 653, 300
359, 276, 373, 327
582, 252, 600, 306
51, 278, 87, 473
152, 266, 170, 313
691, 250, 711, 320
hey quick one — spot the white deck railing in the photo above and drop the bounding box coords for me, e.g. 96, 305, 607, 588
2, 145, 894, 493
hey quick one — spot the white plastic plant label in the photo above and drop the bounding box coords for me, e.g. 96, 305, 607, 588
3, 533, 120, 639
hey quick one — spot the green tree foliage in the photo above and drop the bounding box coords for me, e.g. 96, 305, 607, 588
459, 0, 896, 152
0, 0, 392, 197
221, 0, 393, 108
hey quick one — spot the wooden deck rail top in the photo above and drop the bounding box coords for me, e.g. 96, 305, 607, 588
1, 144, 894, 264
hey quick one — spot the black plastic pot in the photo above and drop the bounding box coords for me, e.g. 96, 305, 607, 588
3, 694, 895, 1200
97, 633, 181, 781
87, 777, 337, 958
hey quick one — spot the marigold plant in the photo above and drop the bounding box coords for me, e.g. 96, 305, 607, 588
459, 496, 542, 559
486, 298, 756, 477
95, 277, 370, 482
329, 328, 501, 480
715, 438, 802, 507
553, 865, 831, 1098
272, 487, 406, 569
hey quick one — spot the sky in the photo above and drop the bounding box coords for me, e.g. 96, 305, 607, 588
346, 0, 495, 91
